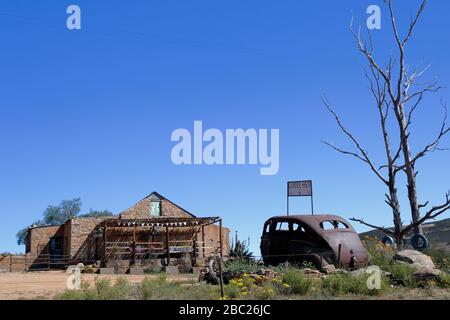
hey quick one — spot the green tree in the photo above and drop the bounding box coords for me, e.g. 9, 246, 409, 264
16, 198, 112, 246
79, 209, 113, 218
43, 198, 82, 225
16, 220, 44, 245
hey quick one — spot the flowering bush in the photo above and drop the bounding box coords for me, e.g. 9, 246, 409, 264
362, 237, 395, 269
223, 273, 290, 300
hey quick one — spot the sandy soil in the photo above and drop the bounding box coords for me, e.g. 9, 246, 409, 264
0, 271, 198, 300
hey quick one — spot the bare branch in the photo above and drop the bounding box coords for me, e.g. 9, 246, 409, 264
350, 217, 395, 236
396, 101, 450, 172
402, 0, 427, 46
402, 192, 450, 235
350, 20, 397, 103
321, 141, 367, 163
322, 96, 389, 185
385, 0, 427, 47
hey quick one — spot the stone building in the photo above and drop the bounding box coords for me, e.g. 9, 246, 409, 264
25, 192, 229, 271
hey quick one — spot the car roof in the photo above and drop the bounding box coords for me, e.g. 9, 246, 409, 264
266, 214, 356, 233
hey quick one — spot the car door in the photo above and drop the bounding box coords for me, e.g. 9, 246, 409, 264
268, 220, 291, 264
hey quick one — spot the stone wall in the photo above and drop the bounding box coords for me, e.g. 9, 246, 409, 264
120, 195, 193, 219
68, 217, 106, 261
196, 224, 230, 259
26, 225, 64, 256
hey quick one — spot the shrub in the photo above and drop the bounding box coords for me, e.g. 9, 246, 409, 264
224, 282, 242, 300
229, 239, 254, 262
139, 274, 175, 300
56, 277, 132, 300
224, 259, 261, 274
223, 273, 281, 300
183, 283, 221, 300
439, 273, 450, 289
362, 238, 395, 270
384, 263, 417, 287
321, 273, 387, 297
426, 247, 450, 272
281, 270, 314, 295
251, 284, 277, 300
82, 265, 95, 274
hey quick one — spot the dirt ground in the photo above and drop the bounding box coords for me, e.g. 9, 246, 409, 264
1, 271, 449, 300
0, 271, 198, 300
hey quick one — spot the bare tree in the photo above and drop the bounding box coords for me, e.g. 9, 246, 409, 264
323, 0, 450, 247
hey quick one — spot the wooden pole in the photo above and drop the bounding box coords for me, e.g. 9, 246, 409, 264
103, 222, 107, 266
133, 225, 136, 265
193, 239, 197, 266
9, 255, 12, 272
166, 226, 170, 266
218, 219, 224, 299
201, 226, 205, 258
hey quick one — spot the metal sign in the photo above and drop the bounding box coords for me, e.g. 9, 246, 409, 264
287, 180, 314, 215
288, 180, 313, 196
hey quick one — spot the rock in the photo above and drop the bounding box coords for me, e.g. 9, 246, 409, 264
321, 264, 336, 274
412, 269, 443, 283
99, 267, 115, 275
349, 266, 386, 278
66, 265, 81, 274
176, 254, 193, 273
129, 266, 144, 275
328, 269, 348, 275
192, 267, 204, 275
165, 266, 179, 274
393, 250, 436, 271
302, 268, 323, 275
349, 268, 366, 277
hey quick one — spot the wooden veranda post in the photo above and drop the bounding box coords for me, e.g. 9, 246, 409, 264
201, 225, 205, 258
166, 225, 170, 266
103, 221, 107, 265
133, 225, 136, 265
218, 219, 224, 299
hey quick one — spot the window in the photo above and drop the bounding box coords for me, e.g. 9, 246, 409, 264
264, 222, 271, 234
293, 223, 306, 233
276, 222, 290, 231
320, 221, 336, 230
334, 221, 349, 229
150, 201, 161, 217
320, 220, 349, 230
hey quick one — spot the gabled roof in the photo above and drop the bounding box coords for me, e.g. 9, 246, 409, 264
136, 191, 197, 218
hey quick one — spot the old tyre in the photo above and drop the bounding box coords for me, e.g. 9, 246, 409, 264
410, 234, 429, 251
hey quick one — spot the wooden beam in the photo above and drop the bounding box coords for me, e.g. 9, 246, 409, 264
201, 226, 205, 258
218, 219, 224, 299
103, 222, 107, 266
166, 226, 170, 266
133, 225, 136, 265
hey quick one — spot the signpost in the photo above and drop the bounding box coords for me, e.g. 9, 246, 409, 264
287, 180, 314, 215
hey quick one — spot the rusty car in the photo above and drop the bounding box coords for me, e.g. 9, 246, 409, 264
260, 214, 368, 269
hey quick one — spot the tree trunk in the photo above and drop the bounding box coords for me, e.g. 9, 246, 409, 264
396, 104, 423, 235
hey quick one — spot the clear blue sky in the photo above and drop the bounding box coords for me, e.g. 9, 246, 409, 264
0, 0, 449, 254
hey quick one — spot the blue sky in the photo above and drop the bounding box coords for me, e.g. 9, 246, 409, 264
0, 0, 449, 254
